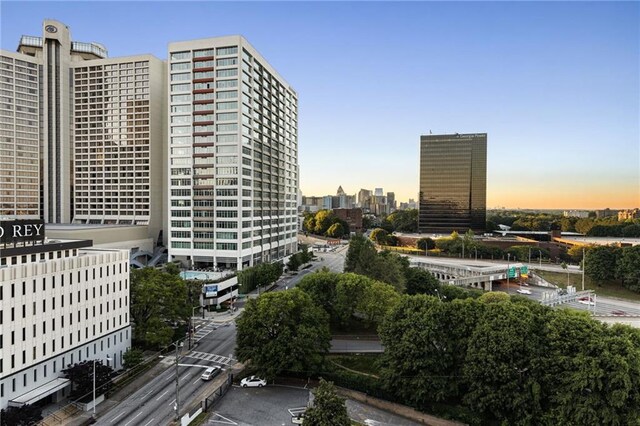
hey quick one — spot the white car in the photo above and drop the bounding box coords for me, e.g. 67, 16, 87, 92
201, 366, 221, 381
240, 376, 266, 388
578, 297, 595, 306
516, 289, 532, 295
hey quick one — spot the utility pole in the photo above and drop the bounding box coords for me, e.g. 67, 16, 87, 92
582, 247, 586, 291
174, 342, 181, 421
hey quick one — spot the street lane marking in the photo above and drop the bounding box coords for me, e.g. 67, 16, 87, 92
156, 390, 169, 401
210, 413, 238, 424
110, 411, 125, 423
124, 411, 142, 426
142, 419, 155, 426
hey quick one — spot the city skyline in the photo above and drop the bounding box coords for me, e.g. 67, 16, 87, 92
1, 1, 638, 209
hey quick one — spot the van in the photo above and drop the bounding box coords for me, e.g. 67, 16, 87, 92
201, 366, 220, 381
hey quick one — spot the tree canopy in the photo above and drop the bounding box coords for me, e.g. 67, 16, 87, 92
0, 405, 43, 426
303, 379, 350, 426
63, 360, 114, 401
378, 292, 640, 425
235, 289, 331, 379
130, 267, 189, 348
237, 261, 283, 293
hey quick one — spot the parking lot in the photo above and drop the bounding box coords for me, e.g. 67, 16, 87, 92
207, 384, 421, 426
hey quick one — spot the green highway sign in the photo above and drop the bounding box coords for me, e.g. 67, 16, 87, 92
520, 266, 528, 275
508, 267, 517, 278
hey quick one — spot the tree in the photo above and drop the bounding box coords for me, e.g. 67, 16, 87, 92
63, 360, 114, 400
303, 213, 316, 234
463, 302, 543, 424
416, 237, 435, 251
379, 296, 483, 407
405, 268, 440, 295
369, 228, 388, 245
585, 245, 622, 282
163, 262, 181, 276
540, 310, 640, 425
386, 209, 418, 232
367, 251, 407, 293
0, 404, 43, 426
356, 278, 400, 326
303, 379, 350, 426
617, 245, 640, 292
130, 267, 189, 348
344, 235, 378, 274
287, 253, 302, 272
236, 289, 330, 379
297, 271, 341, 322
334, 273, 371, 327
123, 348, 144, 370
314, 210, 336, 235
238, 261, 284, 293
326, 222, 345, 238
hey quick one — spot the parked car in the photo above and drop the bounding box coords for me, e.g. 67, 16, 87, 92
201, 366, 221, 381
240, 376, 266, 388
516, 289, 532, 295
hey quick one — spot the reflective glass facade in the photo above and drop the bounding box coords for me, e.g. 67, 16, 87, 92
419, 133, 487, 233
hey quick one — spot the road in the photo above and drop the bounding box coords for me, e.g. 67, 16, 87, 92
95, 320, 237, 426
270, 244, 348, 291
494, 281, 640, 316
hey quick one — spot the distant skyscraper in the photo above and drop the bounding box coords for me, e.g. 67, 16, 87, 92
167, 36, 298, 270
374, 187, 383, 197
418, 133, 487, 233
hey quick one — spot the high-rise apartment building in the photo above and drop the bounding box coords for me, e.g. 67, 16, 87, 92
71, 55, 166, 240
1, 20, 166, 242
167, 36, 298, 270
418, 133, 487, 233
0, 52, 41, 218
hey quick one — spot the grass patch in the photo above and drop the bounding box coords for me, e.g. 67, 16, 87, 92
328, 354, 382, 377
188, 412, 209, 426
537, 270, 640, 301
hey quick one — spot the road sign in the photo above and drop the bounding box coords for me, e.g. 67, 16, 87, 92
508, 267, 517, 278
520, 265, 528, 275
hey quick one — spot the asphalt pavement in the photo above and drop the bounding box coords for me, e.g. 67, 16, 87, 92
207, 384, 420, 426
95, 320, 238, 426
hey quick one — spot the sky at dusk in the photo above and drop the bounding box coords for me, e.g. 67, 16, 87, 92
2, 1, 638, 209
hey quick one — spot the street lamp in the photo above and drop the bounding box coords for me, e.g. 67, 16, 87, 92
506, 253, 511, 290
189, 306, 203, 349
434, 288, 443, 302
93, 356, 112, 418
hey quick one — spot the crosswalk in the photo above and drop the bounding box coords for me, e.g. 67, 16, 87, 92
186, 351, 235, 366
192, 322, 218, 341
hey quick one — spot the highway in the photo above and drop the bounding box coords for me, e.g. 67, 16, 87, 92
95, 320, 237, 426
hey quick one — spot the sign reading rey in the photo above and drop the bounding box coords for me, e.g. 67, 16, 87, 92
0, 220, 45, 245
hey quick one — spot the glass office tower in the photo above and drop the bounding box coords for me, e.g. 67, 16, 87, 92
418, 133, 487, 233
